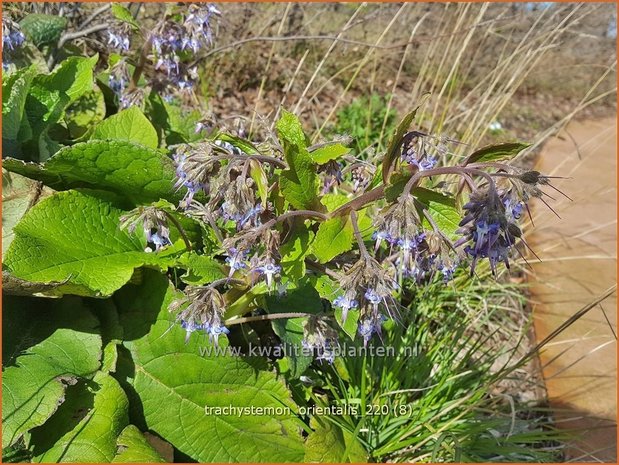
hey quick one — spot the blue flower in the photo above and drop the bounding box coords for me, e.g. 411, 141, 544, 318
333, 294, 358, 323
372, 230, 393, 251
364, 288, 382, 305
107, 31, 130, 51
147, 231, 172, 251
225, 248, 249, 276
255, 261, 281, 289
357, 314, 385, 347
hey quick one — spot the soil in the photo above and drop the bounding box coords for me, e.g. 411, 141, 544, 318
528, 117, 617, 462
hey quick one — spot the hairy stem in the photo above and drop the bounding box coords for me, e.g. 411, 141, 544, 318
351, 210, 371, 260
225, 312, 310, 326
163, 211, 193, 251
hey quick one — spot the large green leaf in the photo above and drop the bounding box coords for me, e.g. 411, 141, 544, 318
3, 190, 175, 297
3, 139, 181, 205
30, 372, 130, 462
304, 418, 367, 463
277, 110, 320, 210
463, 142, 530, 165
1, 296, 101, 449
112, 425, 165, 463
19, 14, 67, 47
311, 216, 354, 263
19, 55, 99, 161
92, 107, 159, 149
116, 270, 306, 462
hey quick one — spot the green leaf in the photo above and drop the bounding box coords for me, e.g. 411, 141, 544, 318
92, 107, 159, 149
265, 281, 323, 378
64, 87, 106, 139
312, 216, 354, 263
4, 190, 174, 297
277, 110, 320, 210
464, 142, 530, 165
146, 93, 202, 144
111, 4, 139, 30
112, 425, 165, 463
384, 173, 461, 239
30, 372, 130, 462
304, 418, 367, 463
177, 252, 226, 285
3, 140, 181, 205
415, 187, 461, 239
310, 142, 350, 164
2, 66, 37, 141
382, 105, 420, 184
116, 270, 306, 462
2, 296, 101, 449
280, 228, 314, 280
249, 159, 269, 208
19, 55, 99, 161
19, 14, 67, 47
33, 54, 98, 105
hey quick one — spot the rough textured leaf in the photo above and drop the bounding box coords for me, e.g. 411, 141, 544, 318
280, 228, 314, 280
304, 418, 367, 463
3, 139, 181, 205
19, 55, 98, 161
30, 372, 129, 462
312, 216, 354, 263
19, 14, 67, 47
310, 142, 349, 164
116, 270, 306, 463
178, 252, 226, 285
112, 425, 165, 463
4, 190, 173, 297
277, 110, 320, 210
2, 296, 101, 449
92, 107, 159, 149
464, 142, 530, 165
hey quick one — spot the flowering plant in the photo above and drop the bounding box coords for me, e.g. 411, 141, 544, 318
2, 5, 567, 463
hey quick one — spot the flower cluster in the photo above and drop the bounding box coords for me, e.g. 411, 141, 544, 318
302, 315, 339, 363
2, 18, 26, 70
333, 255, 398, 346
169, 285, 229, 344
106, 3, 219, 106
373, 196, 458, 283
148, 4, 220, 99
455, 187, 520, 275
107, 24, 132, 52
119, 206, 172, 252
400, 131, 445, 172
